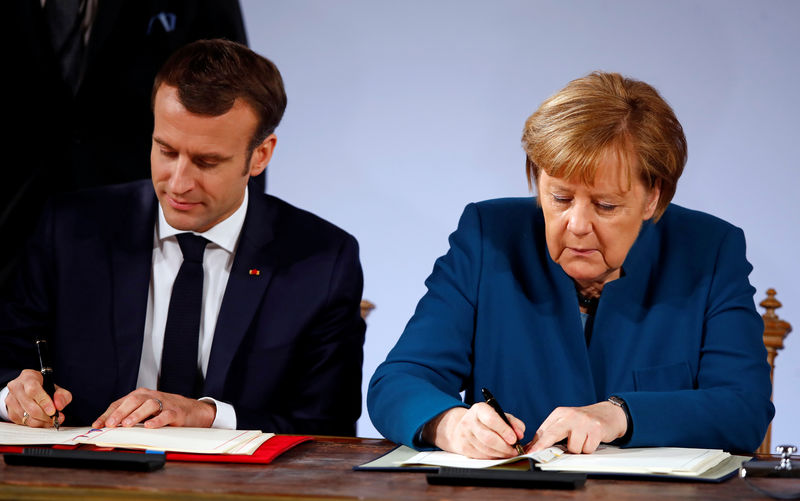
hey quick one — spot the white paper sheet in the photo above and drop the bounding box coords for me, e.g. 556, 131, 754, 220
399, 444, 730, 476
400, 446, 563, 468
0, 422, 273, 455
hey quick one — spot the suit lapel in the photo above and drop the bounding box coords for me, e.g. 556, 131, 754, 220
110, 183, 157, 395
204, 184, 279, 396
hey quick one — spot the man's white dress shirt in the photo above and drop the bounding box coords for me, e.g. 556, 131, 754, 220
1, 190, 248, 428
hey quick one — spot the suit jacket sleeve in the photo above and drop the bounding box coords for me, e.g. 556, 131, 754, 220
617, 225, 774, 452
234, 234, 366, 436
0, 200, 58, 386
367, 204, 481, 448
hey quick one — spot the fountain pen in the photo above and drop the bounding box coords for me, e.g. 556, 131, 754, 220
35, 338, 60, 430
481, 387, 525, 455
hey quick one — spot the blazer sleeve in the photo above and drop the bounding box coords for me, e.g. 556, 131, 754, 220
235, 234, 366, 436
0, 200, 57, 387
617, 225, 774, 452
367, 204, 483, 448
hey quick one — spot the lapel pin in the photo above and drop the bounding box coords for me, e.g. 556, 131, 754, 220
249, 269, 261, 276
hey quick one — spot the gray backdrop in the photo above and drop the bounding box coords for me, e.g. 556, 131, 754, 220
241, 0, 799, 445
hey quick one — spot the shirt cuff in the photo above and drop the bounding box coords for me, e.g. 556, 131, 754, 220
200, 397, 236, 429
0, 386, 10, 421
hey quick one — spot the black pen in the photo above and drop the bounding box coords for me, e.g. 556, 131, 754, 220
481, 387, 525, 455
34, 338, 60, 430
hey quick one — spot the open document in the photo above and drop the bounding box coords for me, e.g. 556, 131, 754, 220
0, 422, 273, 455
403, 446, 563, 469
536, 445, 731, 476
400, 444, 738, 477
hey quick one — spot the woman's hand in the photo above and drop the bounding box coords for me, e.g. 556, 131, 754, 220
529, 401, 627, 454
422, 403, 525, 459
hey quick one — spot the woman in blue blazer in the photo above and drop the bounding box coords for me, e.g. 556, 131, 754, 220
368, 72, 774, 458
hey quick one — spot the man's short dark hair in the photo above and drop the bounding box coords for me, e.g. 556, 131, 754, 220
153, 39, 287, 156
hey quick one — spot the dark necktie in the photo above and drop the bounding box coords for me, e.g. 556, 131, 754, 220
44, 0, 86, 95
159, 233, 209, 398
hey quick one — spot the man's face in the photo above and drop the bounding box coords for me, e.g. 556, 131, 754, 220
151, 85, 274, 233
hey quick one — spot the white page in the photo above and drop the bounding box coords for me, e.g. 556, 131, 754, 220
0, 423, 101, 445
0, 422, 273, 455
400, 444, 730, 476
82, 427, 274, 454
537, 445, 730, 475
226, 432, 274, 455
400, 447, 563, 469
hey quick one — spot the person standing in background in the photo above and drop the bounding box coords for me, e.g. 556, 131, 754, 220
1, 0, 249, 297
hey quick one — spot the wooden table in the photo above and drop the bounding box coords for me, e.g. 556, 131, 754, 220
1, 437, 797, 500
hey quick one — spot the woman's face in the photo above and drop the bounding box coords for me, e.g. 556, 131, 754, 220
538, 153, 660, 287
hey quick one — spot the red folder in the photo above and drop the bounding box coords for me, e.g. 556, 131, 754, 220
166, 435, 312, 463
0, 435, 312, 465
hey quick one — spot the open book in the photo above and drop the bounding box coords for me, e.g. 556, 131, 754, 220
398, 444, 746, 479
0, 422, 272, 455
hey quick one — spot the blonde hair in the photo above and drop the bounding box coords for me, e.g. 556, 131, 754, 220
521, 72, 687, 221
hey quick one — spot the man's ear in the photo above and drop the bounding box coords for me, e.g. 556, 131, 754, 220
248, 134, 277, 177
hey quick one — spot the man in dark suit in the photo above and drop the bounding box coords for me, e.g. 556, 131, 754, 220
0, 39, 365, 435
2, 0, 249, 298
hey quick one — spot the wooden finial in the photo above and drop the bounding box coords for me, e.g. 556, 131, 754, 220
761, 289, 793, 353
760, 288, 782, 320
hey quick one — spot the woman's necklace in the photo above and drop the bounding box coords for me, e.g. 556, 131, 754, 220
577, 292, 599, 311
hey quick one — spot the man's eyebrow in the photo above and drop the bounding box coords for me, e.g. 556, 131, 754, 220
152, 136, 172, 149
192, 152, 233, 163
153, 136, 232, 162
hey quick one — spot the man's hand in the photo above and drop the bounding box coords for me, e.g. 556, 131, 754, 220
6, 369, 70, 427
92, 388, 216, 429
529, 401, 627, 454
422, 403, 526, 459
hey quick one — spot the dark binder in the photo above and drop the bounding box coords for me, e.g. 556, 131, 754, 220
427, 466, 586, 489
3, 448, 166, 472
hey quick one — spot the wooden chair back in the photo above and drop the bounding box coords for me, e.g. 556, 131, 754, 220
758, 288, 793, 455
360, 300, 375, 320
